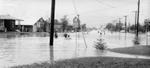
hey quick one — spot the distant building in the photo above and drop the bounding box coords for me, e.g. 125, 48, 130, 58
16, 25, 33, 32
33, 17, 62, 32
45, 18, 63, 32
144, 18, 150, 30
0, 15, 23, 32
33, 17, 49, 32
54, 23, 62, 32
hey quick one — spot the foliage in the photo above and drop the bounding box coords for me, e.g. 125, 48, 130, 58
105, 23, 115, 31
61, 15, 69, 32
95, 38, 107, 50
105, 23, 123, 31
115, 23, 123, 31
130, 24, 146, 33
81, 24, 87, 31
105, 22, 149, 33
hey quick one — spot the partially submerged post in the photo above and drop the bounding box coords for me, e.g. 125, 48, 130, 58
134, 0, 140, 45
124, 16, 127, 40
134, 11, 137, 32
77, 15, 87, 48
118, 18, 121, 40
136, 0, 140, 38
50, 0, 55, 64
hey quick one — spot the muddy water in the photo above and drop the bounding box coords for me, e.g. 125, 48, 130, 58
0, 31, 149, 68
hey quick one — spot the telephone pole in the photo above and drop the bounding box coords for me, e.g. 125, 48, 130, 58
134, 11, 137, 31
124, 16, 127, 40
118, 18, 121, 40
119, 18, 121, 31
50, 0, 56, 64
50, 0, 55, 46
124, 16, 127, 33
136, 0, 140, 37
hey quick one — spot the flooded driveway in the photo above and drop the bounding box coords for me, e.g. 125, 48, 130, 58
0, 31, 150, 68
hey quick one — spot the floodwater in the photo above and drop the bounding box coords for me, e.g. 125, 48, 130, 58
0, 31, 149, 68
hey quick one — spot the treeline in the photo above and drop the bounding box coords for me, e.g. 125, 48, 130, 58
105, 22, 150, 33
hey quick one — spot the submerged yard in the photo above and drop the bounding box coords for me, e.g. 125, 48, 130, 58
0, 31, 149, 68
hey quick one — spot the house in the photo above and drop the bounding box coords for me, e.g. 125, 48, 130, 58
33, 17, 49, 32
0, 15, 23, 32
45, 18, 62, 32
145, 19, 150, 30
33, 18, 62, 32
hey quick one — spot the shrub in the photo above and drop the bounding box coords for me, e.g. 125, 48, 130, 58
95, 38, 107, 50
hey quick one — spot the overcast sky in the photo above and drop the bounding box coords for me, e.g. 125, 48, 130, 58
0, 0, 149, 27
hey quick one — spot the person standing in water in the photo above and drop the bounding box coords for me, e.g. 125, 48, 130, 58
54, 30, 58, 38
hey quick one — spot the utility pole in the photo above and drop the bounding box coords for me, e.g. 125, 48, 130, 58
134, 11, 137, 31
137, 0, 140, 37
118, 18, 121, 40
124, 16, 127, 40
146, 22, 148, 46
50, 0, 55, 64
124, 16, 127, 33
77, 15, 87, 48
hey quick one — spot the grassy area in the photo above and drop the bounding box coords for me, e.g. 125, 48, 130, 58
109, 46, 150, 56
11, 57, 150, 68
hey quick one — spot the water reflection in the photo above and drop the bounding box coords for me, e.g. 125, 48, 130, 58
0, 32, 49, 39
50, 46, 54, 64
95, 50, 107, 56
133, 35, 140, 45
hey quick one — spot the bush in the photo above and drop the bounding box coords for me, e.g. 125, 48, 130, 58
95, 38, 107, 50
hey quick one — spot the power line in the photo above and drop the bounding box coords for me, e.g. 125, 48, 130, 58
72, 0, 78, 15
94, 0, 115, 8
72, 0, 88, 48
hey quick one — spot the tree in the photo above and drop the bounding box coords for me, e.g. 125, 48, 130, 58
115, 23, 123, 31
61, 15, 69, 32
105, 23, 115, 31
81, 24, 87, 31
129, 24, 146, 33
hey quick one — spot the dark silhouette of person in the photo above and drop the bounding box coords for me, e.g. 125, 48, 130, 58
64, 33, 68, 38
64, 33, 71, 39
54, 31, 58, 38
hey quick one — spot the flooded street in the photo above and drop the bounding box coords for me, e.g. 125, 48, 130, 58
0, 31, 150, 68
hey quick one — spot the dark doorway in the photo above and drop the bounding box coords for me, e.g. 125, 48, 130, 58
4, 20, 15, 31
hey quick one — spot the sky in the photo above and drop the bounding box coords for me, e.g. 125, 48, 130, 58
0, 0, 149, 27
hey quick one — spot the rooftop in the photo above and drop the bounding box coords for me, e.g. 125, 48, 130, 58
0, 15, 23, 21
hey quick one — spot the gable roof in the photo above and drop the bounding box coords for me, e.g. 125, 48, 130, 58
37, 17, 45, 22
0, 15, 23, 21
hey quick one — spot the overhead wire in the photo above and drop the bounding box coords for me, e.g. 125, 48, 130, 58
72, 0, 78, 15
72, 0, 79, 52
94, 0, 115, 8
72, 0, 88, 48
94, 0, 138, 23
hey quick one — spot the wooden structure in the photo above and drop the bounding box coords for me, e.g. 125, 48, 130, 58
16, 25, 33, 32
0, 15, 23, 32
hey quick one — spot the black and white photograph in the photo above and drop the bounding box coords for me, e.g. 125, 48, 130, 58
0, 0, 150, 68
